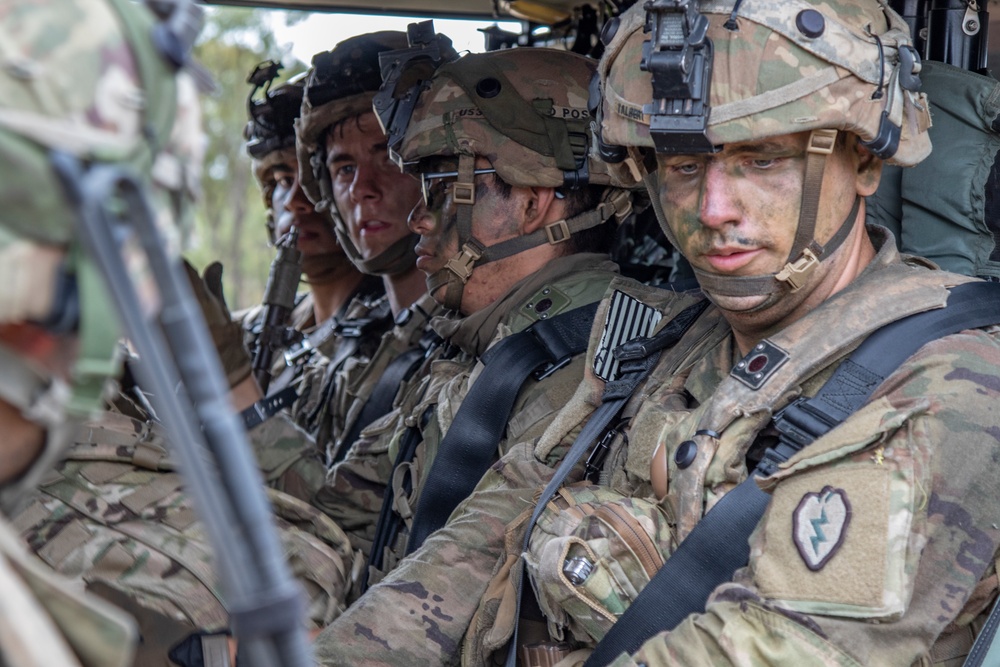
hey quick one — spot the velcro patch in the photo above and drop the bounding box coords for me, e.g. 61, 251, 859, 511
752, 458, 915, 620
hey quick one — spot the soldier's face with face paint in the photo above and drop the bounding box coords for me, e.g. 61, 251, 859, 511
656, 131, 881, 344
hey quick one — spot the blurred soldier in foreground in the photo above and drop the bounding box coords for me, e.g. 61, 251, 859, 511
0, 0, 185, 664
312, 1, 1000, 665
310, 41, 633, 648
0, 1, 346, 665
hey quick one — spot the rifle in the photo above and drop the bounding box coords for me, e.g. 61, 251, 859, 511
51, 152, 312, 667
252, 227, 304, 394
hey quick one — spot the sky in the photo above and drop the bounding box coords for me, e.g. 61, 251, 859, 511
267, 11, 521, 66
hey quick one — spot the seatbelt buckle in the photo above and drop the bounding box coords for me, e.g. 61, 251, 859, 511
772, 396, 842, 450
533, 355, 572, 381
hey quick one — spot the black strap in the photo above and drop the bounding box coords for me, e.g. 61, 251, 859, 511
240, 385, 298, 431
405, 303, 600, 555
505, 298, 709, 667
332, 344, 429, 466
966, 596, 1000, 667
301, 301, 393, 433
584, 281, 1000, 667
360, 405, 433, 595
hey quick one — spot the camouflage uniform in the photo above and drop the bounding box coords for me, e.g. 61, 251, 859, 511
523, 229, 1000, 667
298, 293, 435, 460
312, 253, 618, 590
312, 42, 635, 664
11, 411, 356, 666
0, 516, 135, 667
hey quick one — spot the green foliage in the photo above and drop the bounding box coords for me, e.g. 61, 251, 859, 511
187, 7, 303, 311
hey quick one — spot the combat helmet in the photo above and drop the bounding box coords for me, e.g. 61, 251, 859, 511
596, 0, 931, 308
296, 30, 455, 276
0, 0, 204, 508
382, 44, 635, 310
244, 60, 306, 243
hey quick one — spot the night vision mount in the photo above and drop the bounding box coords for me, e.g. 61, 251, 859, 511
641, 0, 718, 154
373, 20, 454, 159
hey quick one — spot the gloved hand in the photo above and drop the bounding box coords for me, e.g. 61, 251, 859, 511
183, 259, 252, 388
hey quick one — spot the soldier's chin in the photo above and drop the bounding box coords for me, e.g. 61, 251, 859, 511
703, 290, 772, 315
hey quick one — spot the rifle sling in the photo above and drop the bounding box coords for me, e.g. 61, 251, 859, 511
405, 302, 600, 555
584, 281, 1000, 667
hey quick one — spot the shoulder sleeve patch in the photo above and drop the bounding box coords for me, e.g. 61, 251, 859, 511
751, 453, 919, 620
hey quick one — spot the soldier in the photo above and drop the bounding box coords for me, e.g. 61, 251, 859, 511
0, 0, 189, 664
309, 45, 633, 600
311, 1, 1000, 666
238, 62, 384, 392
290, 31, 454, 463
0, 1, 354, 666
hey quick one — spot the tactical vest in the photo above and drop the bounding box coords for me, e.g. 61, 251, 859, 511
467, 242, 999, 666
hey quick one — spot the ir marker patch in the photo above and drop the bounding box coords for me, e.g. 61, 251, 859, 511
793, 486, 852, 571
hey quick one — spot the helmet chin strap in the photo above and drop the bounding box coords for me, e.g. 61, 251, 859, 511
690, 129, 860, 312
425, 155, 633, 312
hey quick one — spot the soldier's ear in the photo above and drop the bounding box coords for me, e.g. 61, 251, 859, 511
521, 186, 560, 234
853, 141, 883, 197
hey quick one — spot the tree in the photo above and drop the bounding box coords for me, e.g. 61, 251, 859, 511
188, 7, 305, 311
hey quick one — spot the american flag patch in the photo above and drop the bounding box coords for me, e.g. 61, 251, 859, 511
593, 290, 663, 381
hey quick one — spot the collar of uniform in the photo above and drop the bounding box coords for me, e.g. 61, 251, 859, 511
432, 253, 618, 357
680, 224, 902, 406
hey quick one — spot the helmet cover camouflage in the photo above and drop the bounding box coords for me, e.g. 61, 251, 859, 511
598, 0, 931, 177
397, 47, 626, 189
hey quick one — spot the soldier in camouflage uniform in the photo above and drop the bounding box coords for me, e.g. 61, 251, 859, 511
269, 31, 459, 465
311, 2, 1000, 666
309, 46, 633, 602
234, 62, 384, 395
0, 2, 355, 666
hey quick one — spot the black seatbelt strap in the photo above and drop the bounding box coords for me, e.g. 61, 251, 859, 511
332, 341, 431, 466
360, 405, 433, 594
966, 596, 1000, 667
505, 298, 709, 667
584, 281, 1000, 667
406, 302, 600, 555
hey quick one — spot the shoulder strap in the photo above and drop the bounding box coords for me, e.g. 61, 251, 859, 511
332, 342, 428, 466
584, 281, 1000, 667
405, 302, 600, 555
360, 406, 433, 595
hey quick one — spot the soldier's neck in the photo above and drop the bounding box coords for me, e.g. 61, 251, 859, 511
383, 266, 427, 317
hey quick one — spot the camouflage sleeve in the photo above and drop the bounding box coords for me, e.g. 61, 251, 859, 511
612, 328, 1000, 666
312, 409, 403, 553
248, 413, 327, 504
312, 439, 566, 666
